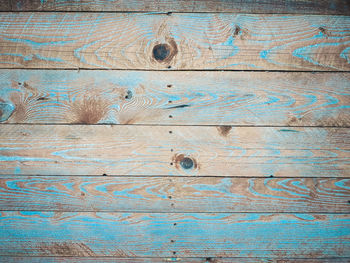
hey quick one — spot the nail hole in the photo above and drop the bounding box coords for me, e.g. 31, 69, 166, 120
167, 12, 172, 15
168, 66, 172, 69
173, 223, 177, 226
169, 115, 173, 118
173, 251, 176, 255
168, 196, 172, 199
168, 100, 172, 103
171, 203, 174, 206
102, 173, 107, 176
171, 240, 175, 243
167, 84, 172, 88
169, 131, 172, 134
170, 149, 174, 152
269, 175, 274, 178
170, 162, 173, 165
18, 82, 22, 85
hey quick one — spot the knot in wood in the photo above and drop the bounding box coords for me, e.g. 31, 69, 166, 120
152, 38, 178, 64
152, 44, 170, 61
180, 157, 194, 169
0, 102, 15, 122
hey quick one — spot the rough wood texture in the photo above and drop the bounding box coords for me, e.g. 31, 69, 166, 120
0, 70, 349, 126
0, 13, 349, 71
2, 257, 350, 263
0, 125, 349, 177
6, 0, 350, 14
1, 176, 349, 213
0, 1, 10, 11
0, 212, 348, 258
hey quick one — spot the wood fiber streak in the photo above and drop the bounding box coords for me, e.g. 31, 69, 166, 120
0, 70, 349, 126
0, 13, 349, 70
0, 212, 349, 258
0, 176, 349, 213
1, 257, 350, 263
6, 0, 350, 14
0, 125, 349, 177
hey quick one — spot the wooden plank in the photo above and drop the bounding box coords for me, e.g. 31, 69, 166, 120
0, 13, 349, 71
2, 257, 350, 263
0, 176, 349, 213
0, 70, 349, 126
0, 212, 348, 257
6, 0, 350, 14
0, 125, 349, 177
0, 1, 10, 11
2, 175, 350, 212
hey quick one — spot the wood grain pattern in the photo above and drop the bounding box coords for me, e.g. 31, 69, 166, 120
0, 70, 349, 126
2, 257, 350, 263
0, 176, 349, 213
0, 212, 348, 258
0, 13, 350, 70
6, 0, 350, 14
0, 125, 349, 177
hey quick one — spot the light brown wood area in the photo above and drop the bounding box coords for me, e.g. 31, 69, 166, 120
0, 70, 349, 126
0, 176, 348, 213
0, 125, 349, 177
0, 13, 349, 70
0, 1, 349, 262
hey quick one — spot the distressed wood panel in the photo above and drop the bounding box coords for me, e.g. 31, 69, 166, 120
0, 70, 349, 126
6, 0, 350, 14
0, 125, 349, 177
1, 176, 349, 212
2, 257, 350, 263
0, 13, 350, 71
0, 212, 348, 257
0, 1, 10, 11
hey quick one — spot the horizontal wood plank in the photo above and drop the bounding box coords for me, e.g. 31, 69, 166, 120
0, 212, 348, 257
6, 0, 350, 14
2, 257, 350, 263
0, 176, 349, 213
0, 125, 349, 177
0, 70, 349, 126
0, 13, 349, 71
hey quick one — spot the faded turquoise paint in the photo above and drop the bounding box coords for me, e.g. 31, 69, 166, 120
0, 176, 349, 212
0, 125, 349, 176
0, 102, 14, 122
0, 212, 348, 257
0, 70, 349, 126
0, 13, 349, 70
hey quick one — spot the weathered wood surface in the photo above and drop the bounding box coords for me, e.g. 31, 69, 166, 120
0, 70, 349, 126
0, 212, 348, 257
1, 176, 349, 213
6, 0, 350, 14
0, 125, 349, 176
0, 13, 350, 71
2, 257, 350, 263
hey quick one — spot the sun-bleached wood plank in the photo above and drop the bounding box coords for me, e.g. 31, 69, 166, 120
2, 257, 350, 263
0, 70, 349, 126
0, 176, 349, 212
0, 13, 349, 71
0, 212, 348, 258
6, 0, 350, 14
0, 125, 349, 177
